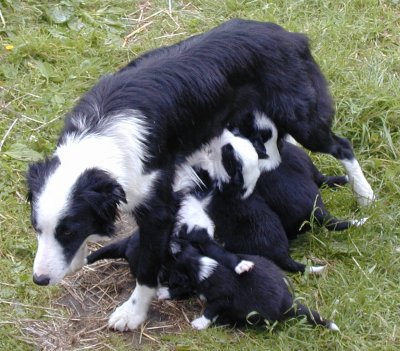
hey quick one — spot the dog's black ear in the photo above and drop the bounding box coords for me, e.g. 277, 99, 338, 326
76, 168, 127, 222
26, 157, 60, 202
221, 143, 244, 188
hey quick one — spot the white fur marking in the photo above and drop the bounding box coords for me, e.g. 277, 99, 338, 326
328, 322, 340, 331
234, 260, 255, 274
156, 287, 171, 300
108, 284, 156, 331
191, 315, 212, 330
284, 134, 299, 146
33, 232, 101, 284
351, 217, 368, 227
307, 265, 326, 275
254, 112, 282, 172
341, 159, 374, 206
221, 131, 260, 199
33, 111, 160, 284
198, 257, 218, 281
175, 194, 214, 238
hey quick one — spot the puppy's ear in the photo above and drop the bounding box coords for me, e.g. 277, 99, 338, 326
221, 143, 243, 188
76, 168, 127, 222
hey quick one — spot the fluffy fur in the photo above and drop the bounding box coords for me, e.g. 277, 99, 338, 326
27, 19, 373, 330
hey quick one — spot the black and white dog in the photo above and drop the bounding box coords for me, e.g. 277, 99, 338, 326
159, 241, 339, 331
27, 19, 373, 331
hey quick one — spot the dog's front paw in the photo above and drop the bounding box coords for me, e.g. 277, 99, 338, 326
108, 300, 146, 331
234, 260, 255, 274
191, 315, 212, 330
157, 287, 171, 300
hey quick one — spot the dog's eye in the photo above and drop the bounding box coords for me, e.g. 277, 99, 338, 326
63, 230, 72, 236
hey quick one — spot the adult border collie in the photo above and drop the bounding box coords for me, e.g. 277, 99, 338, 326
27, 19, 373, 331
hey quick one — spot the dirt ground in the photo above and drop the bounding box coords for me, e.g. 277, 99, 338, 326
18, 217, 202, 350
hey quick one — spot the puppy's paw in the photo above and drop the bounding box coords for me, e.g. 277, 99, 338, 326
108, 300, 146, 331
191, 316, 212, 330
351, 217, 368, 227
307, 265, 326, 275
234, 260, 255, 274
157, 287, 171, 300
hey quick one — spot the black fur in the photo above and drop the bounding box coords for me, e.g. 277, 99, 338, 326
257, 141, 352, 239
208, 144, 306, 273
168, 243, 336, 330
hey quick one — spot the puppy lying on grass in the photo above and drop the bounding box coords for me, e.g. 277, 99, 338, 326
86, 231, 338, 332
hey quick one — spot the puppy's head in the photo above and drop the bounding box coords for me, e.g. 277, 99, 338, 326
169, 240, 218, 285
219, 130, 260, 199
27, 160, 126, 286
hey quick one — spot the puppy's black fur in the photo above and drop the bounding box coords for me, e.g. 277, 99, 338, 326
258, 141, 353, 239
168, 242, 337, 330
208, 144, 307, 273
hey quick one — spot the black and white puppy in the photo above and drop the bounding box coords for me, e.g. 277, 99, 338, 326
86, 228, 254, 286
207, 143, 323, 274
160, 241, 339, 332
27, 19, 373, 332
242, 113, 367, 239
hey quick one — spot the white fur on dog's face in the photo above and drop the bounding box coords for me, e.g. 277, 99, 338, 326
33, 233, 104, 285
180, 129, 260, 199
29, 110, 157, 285
221, 131, 260, 199
254, 112, 282, 172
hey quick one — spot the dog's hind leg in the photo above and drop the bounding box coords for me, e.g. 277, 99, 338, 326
288, 125, 374, 206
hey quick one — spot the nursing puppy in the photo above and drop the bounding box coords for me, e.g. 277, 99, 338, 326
241, 113, 367, 239
207, 143, 321, 274
161, 241, 339, 332
27, 19, 373, 331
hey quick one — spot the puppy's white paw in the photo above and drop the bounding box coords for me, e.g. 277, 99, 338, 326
234, 260, 255, 274
157, 287, 171, 300
307, 265, 326, 275
191, 315, 212, 330
108, 300, 146, 331
351, 217, 368, 227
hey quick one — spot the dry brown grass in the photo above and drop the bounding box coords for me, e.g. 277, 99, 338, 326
15, 219, 203, 350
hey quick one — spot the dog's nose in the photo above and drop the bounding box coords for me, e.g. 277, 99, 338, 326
33, 274, 50, 286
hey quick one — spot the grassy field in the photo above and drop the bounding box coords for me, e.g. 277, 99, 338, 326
1, 0, 399, 350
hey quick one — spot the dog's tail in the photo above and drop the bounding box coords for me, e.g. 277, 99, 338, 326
288, 302, 339, 331
86, 236, 132, 264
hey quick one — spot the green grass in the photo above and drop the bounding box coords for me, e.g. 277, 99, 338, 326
1, 0, 399, 350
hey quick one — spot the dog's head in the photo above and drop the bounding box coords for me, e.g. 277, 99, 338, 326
27, 158, 126, 286
219, 130, 260, 199
169, 239, 219, 286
